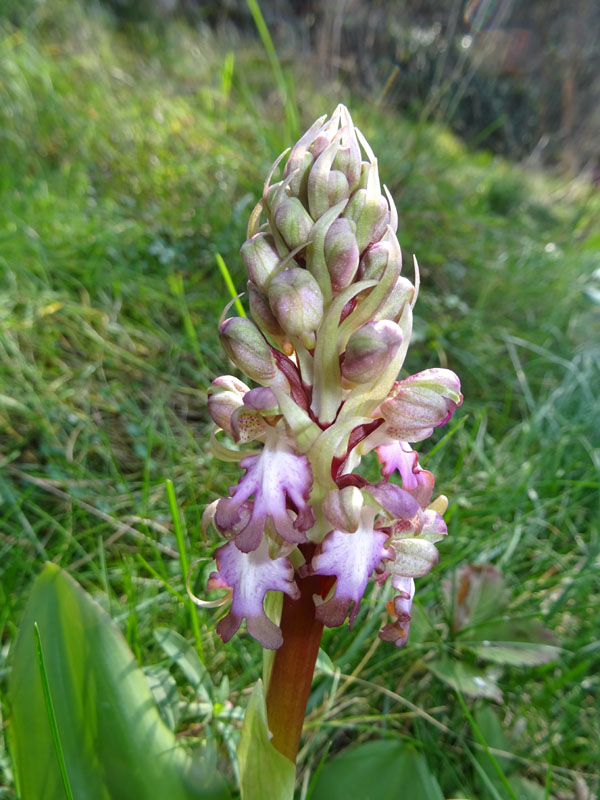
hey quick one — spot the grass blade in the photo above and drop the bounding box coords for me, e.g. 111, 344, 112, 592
216, 253, 246, 317
33, 622, 75, 800
165, 478, 205, 664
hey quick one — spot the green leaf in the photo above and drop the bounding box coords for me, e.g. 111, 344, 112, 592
310, 741, 444, 800
460, 617, 561, 666
468, 641, 561, 667
427, 657, 503, 702
237, 680, 295, 800
143, 664, 182, 731
8, 563, 230, 800
154, 627, 213, 702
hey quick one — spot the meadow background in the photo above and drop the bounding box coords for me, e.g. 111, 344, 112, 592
0, 0, 599, 797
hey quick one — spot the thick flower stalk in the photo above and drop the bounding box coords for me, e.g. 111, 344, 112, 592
204, 105, 462, 762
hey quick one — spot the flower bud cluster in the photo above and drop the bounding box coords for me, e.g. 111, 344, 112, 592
205, 106, 463, 650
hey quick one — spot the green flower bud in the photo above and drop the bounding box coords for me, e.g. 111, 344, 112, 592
326, 170, 350, 207
267, 267, 324, 349
207, 375, 249, 434
240, 233, 282, 290
359, 240, 401, 281
324, 218, 359, 291
219, 316, 280, 385
273, 197, 314, 251
322, 486, 363, 533
388, 538, 439, 578
286, 150, 314, 201
247, 281, 285, 340
341, 320, 403, 384
373, 276, 415, 322
332, 108, 361, 192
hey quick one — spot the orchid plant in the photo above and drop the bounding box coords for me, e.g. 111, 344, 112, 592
203, 105, 463, 772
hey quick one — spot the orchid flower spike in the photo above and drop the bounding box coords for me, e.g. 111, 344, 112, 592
206, 105, 463, 649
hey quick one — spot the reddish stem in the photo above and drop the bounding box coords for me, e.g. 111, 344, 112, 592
265, 573, 332, 763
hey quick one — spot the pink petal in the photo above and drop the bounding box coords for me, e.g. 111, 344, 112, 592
209, 538, 300, 649
312, 507, 391, 628
375, 441, 435, 507
215, 431, 314, 553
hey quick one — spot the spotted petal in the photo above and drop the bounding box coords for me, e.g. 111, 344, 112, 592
209, 538, 299, 649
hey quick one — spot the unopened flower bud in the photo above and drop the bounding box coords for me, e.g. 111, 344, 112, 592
342, 321, 403, 384
322, 486, 363, 533
241, 233, 282, 290
219, 316, 281, 385
207, 375, 249, 434
324, 218, 359, 291
273, 197, 314, 251
359, 239, 402, 281
247, 281, 285, 340
286, 150, 313, 200
380, 369, 463, 442
326, 170, 350, 207
343, 189, 390, 252
268, 267, 324, 348
332, 110, 361, 192
388, 538, 439, 578
373, 276, 414, 322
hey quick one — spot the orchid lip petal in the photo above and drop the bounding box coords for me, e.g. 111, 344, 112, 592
312, 506, 391, 628
215, 428, 314, 552
209, 538, 299, 649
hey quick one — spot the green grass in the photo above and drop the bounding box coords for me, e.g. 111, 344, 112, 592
1, 2, 599, 798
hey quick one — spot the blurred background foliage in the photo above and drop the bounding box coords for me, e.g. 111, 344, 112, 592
7, 0, 599, 174
0, 0, 598, 798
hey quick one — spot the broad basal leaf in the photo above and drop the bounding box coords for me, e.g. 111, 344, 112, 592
427, 657, 503, 702
8, 563, 230, 800
237, 680, 295, 800
468, 641, 561, 667
310, 741, 444, 800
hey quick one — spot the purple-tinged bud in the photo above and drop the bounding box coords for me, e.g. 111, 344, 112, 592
367, 481, 422, 532
219, 316, 281, 385
243, 386, 280, 417
341, 321, 403, 384
379, 368, 463, 443
359, 239, 402, 281
247, 281, 285, 340
322, 486, 363, 533
268, 267, 324, 349
283, 113, 326, 197
324, 218, 359, 292
241, 233, 282, 291
311, 133, 331, 160
230, 406, 269, 443
207, 375, 249, 434
273, 197, 314, 251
